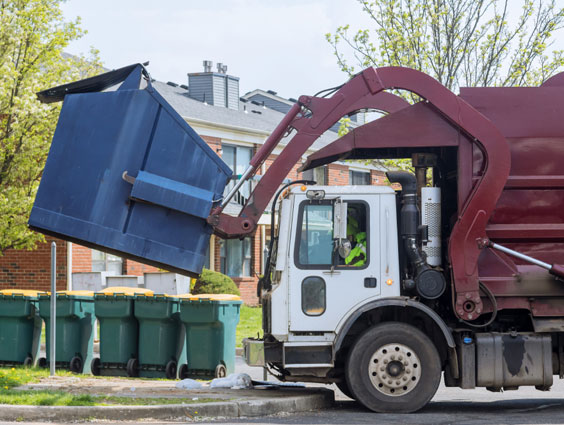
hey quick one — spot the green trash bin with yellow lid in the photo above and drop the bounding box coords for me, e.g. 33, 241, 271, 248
92, 286, 154, 377
134, 293, 187, 379
0, 290, 42, 366
177, 294, 242, 379
38, 290, 95, 373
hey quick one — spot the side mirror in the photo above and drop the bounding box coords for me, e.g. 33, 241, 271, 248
333, 199, 348, 240
334, 199, 348, 260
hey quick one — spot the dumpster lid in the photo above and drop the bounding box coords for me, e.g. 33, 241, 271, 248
38, 290, 95, 298
0, 289, 40, 297
97, 287, 154, 296
186, 294, 241, 301
135, 293, 178, 299
36, 63, 150, 104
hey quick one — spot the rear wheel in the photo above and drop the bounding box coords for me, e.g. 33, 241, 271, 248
91, 357, 101, 376
345, 322, 441, 413
23, 356, 33, 367
178, 364, 188, 380
126, 358, 139, 378
165, 360, 177, 380
69, 356, 83, 374
215, 364, 227, 378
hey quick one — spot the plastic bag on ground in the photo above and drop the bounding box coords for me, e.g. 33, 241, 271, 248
210, 373, 252, 389
176, 379, 203, 390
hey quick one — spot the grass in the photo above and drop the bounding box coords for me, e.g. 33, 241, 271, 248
236, 305, 262, 348
0, 367, 218, 406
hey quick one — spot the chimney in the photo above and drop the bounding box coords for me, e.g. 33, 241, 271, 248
187, 60, 239, 110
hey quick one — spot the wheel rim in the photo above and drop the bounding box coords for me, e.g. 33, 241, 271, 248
368, 343, 422, 397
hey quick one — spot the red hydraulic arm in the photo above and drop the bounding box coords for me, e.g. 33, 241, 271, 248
208, 66, 511, 321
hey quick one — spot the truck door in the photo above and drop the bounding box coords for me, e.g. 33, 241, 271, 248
288, 196, 381, 332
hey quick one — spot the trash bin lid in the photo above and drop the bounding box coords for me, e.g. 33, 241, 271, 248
186, 294, 241, 301
0, 289, 41, 297
97, 286, 154, 296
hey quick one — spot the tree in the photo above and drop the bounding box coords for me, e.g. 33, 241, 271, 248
0, 0, 102, 254
328, 0, 564, 90
328, 0, 564, 172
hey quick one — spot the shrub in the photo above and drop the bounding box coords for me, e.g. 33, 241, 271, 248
192, 269, 240, 296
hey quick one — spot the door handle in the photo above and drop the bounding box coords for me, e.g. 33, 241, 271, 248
364, 277, 377, 288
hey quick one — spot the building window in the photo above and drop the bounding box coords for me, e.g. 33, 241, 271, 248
349, 170, 371, 185
302, 166, 327, 185
91, 250, 122, 274
220, 238, 252, 277
222, 145, 252, 201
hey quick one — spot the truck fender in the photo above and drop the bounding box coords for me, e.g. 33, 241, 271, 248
334, 297, 455, 352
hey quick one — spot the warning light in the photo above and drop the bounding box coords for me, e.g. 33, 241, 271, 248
386, 279, 393, 286
301, 185, 307, 191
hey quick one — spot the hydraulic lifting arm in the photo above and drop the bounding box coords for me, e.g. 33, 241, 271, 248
208, 66, 512, 321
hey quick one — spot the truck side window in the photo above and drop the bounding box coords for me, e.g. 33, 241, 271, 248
343, 203, 368, 267
297, 203, 333, 266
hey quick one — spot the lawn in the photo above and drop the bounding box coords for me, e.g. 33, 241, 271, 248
235, 305, 262, 348
0, 367, 216, 406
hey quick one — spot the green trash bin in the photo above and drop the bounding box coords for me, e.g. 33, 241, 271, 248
0, 290, 42, 366
134, 294, 187, 379
38, 290, 95, 374
92, 287, 154, 377
178, 294, 242, 379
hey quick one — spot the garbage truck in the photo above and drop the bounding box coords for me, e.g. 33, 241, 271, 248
30, 63, 564, 413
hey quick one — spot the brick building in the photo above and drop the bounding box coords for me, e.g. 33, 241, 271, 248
0, 62, 386, 304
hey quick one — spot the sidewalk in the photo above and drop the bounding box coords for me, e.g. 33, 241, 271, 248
0, 357, 335, 422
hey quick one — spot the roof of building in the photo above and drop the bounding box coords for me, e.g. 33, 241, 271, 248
152, 81, 339, 151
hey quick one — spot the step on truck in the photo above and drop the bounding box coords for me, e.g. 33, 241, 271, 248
30, 63, 564, 413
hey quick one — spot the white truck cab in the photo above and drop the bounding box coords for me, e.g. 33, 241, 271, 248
246, 185, 400, 377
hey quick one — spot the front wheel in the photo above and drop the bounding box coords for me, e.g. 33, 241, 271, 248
345, 322, 441, 413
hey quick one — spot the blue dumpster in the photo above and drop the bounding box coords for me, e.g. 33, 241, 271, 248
29, 64, 232, 277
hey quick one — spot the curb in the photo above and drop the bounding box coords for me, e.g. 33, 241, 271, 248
0, 389, 334, 422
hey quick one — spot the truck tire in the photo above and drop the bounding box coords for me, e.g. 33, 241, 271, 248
345, 322, 441, 413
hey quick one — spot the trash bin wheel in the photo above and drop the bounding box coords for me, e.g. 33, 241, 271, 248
165, 360, 177, 380
91, 357, 101, 376
215, 364, 227, 378
178, 364, 188, 380
38, 357, 47, 368
69, 356, 83, 374
23, 356, 33, 367
126, 358, 139, 378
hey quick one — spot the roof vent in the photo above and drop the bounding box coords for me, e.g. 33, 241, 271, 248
166, 81, 178, 87
217, 63, 228, 74
180, 84, 188, 90
267, 90, 277, 95
203, 60, 213, 72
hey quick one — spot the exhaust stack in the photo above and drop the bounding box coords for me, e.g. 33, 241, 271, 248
421, 187, 441, 266
387, 171, 446, 299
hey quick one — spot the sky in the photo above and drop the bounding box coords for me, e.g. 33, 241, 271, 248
60, 0, 375, 100
61, 0, 564, 101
